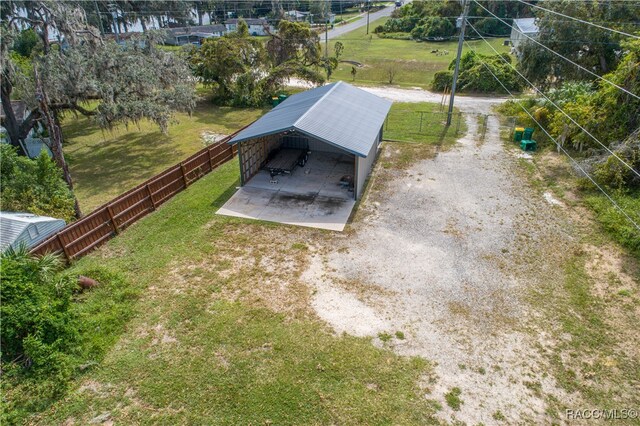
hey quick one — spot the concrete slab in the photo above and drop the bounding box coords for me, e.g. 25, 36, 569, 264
217, 151, 356, 231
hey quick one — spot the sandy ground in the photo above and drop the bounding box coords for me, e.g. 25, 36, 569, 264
301, 88, 582, 424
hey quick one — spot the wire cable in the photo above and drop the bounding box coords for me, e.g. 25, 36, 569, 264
465, 18, 640, 180
472, 0, 640, 101
515, 0, 640, 40
462, 40, 640, 233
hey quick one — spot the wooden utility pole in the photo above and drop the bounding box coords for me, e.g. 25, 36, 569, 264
366, 1, 371, 34
447, 0, 469, 126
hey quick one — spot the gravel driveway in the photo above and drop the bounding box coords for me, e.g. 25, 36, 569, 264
303, 87, 577, 424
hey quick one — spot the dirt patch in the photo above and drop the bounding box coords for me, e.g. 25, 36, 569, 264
303, 112, 580, 424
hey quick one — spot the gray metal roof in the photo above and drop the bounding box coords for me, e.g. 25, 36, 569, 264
513, 18, 538, 35
0, 212, 65, 251
228, 81, 392, 157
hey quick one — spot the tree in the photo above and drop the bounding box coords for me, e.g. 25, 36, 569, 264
334, 41, 344, 60
385, 63, 398, 84
1, 2, 196, 218
193, 19, 329, 107
518, 0, 640, 87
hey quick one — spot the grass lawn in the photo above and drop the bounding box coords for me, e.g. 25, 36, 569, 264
14, 158, 441, 425
62, 95, 267, 212
385, 102, 464, 144
331, 17, 511, 88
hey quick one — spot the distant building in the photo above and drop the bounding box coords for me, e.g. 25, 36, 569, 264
285, 10, 309, 22
225, 18, 276, 36
510, 18, 539, 51
0, 100, 52, 159
166, 25, 227, 46
0, 212, 66, 252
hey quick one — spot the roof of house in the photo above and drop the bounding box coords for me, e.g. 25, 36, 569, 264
225, 18, 269, 26
228, 81, 392, 157
513, 18, 538, 35
169, 24, 227, 36
0, 212, 65, 251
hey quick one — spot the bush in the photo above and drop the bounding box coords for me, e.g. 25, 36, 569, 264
435, 51, 522, 93
0, 145, 76, 222
13, 28, 39, 57
0, 247, 77, 378
373, 25, 385, 34
431, 70, 453, 91
411, 17, 455, 40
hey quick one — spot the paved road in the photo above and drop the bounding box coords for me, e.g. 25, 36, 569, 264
325, 3, 400, 40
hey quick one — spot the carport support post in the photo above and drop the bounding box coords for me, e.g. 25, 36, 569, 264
446, 0, 469, 126
238, 143, 245, 186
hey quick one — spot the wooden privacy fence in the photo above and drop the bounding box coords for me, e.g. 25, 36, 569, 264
30, 138, 238, 261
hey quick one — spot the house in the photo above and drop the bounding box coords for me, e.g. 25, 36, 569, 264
0, 100, 52, 159
0, 212, 66, 252
510, 18, 538, 51
285, 10, 309, 22
224, 18, 275, 36
166, 24, 227, 46
217, 81, 391, 231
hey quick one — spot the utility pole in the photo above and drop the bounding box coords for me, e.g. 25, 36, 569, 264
446, 0, 469, 126
325, 0, 329, 57
366, 1, 371, 34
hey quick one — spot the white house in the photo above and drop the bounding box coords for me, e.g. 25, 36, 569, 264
510, 18, 539, 51
224, 18, 276, 36
0, 212, 66, 252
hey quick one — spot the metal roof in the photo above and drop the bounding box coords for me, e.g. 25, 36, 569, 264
0, 212, 66, 251
513, 18, 538, 35
228, 81, 392, 157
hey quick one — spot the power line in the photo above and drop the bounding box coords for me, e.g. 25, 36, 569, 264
515, 0, 640, 40
462, 40, 640, 234
465, 18, 640, 180
473, 0, 640, 101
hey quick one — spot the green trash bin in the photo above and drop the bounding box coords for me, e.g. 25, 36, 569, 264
523, 127, 534, 140
514, 126, 525, 142
278, 94, 288, 103
271, 97, 279, 107
520, 139, 537, 151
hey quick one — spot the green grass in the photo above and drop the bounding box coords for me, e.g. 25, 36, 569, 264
385, 102, 464, 144
13, 160, 440, 425
61, 97, 267, 212
584, 191, 640, 256
331, 17, 511, 88
444, 387, 463, 411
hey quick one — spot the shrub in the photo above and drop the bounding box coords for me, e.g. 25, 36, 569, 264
0, 145, 76, 222
13, 28, 39, 57
411, 17, 455, 40
431, 70, 453, 91
373, 25, 385, 34
0, 247, 77, 378
436, 51, 522, 93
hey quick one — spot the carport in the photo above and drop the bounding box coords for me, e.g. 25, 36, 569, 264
216, 81, 392, 231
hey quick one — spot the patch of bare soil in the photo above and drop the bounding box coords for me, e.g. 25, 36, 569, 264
303, 113, 584, 424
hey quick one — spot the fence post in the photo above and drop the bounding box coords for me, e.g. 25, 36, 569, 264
207, 147, 214, 169
106, 205, 119, 234
57, 233, 71, 261
146, 184, 156, 210
180, 163, 189, 187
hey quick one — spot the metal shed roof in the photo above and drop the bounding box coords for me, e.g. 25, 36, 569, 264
0, 212, 66, 251
228, 81, 392, 157
513, 18, 538, 35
